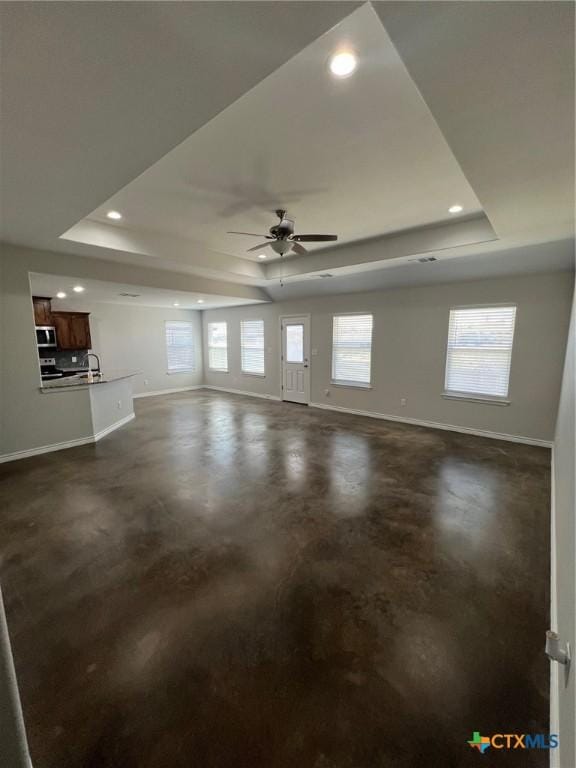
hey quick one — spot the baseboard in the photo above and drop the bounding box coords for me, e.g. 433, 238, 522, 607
93, 412, 135, 442
0, 413, 135, 464
0, 435, 95, 464
133, 385, 202, 399
309, 402, 552, 448
202, 385, 281, 402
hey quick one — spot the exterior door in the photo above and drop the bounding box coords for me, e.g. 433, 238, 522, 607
281, 316, 310, 404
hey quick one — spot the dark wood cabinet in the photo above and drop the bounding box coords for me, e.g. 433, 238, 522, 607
33, 297, 53, 326
52, 312, 92, 350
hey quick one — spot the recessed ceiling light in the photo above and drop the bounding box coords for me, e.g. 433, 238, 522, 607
73, 285, 84, 293
107, 210, 122, 220
329, 51, 357, 79
173, 302, 180, 307
449, 204, 463, 214
56, 291, 66, 299
258, 253, 268, 260
197, 299, 204, 304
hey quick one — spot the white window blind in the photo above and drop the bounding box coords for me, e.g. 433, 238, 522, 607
165, 321, 195, 373
241, 319, 265, 375
208, 321, 228, 371
444, 306, 516, 398
332, 314, 373, 386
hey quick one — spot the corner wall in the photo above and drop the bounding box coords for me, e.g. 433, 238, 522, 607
202, 271, 573, 443
551, 273, 575, 768
0, 243, 207, 458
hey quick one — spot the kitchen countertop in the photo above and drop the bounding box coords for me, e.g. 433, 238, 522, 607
40, 371, 139, 392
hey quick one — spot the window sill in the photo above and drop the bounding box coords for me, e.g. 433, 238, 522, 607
242, 372, 266, 378
208, 369, 229, 374
331, 381, 372, 390
442, 392, 510, 406
167, 370, 196, 375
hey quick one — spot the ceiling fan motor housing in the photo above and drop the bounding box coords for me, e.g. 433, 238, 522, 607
270, 212, 294, 240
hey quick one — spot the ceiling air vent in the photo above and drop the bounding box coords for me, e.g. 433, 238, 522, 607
118, 292, 141, 297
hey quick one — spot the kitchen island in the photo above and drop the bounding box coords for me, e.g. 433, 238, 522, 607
40, 371, 137, 442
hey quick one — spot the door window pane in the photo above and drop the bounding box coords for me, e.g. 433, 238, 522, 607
286, 324, 304, 363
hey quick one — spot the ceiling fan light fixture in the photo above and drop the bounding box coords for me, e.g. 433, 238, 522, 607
329, 50, 357, 79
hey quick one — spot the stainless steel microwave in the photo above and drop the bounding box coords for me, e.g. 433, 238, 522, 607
36, 326, 57, 348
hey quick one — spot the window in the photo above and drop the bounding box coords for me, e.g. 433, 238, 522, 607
331, 314, 373, 387
165, 321, 195, 373
208, 321, 228, 371
444, 306, 516, 400
241, 319, 265, 376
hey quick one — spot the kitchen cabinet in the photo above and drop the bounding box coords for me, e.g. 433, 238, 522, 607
52, 312, 92, 350
33, 297, 53, 326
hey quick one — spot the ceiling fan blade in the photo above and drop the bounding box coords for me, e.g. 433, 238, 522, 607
227, 231, 271, 237
291, 234, 338, 242
246, 242, 273, 253
291, 242, 308, 256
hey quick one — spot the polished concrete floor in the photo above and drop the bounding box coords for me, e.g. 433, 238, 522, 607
0, 391, 551, 768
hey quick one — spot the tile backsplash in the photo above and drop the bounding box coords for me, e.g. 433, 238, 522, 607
52, 350, 90, 368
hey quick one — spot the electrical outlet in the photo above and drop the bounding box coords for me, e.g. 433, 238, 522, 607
117, 400, 122, 410
400, 398, 407, 407
144, 379, 149, 386
312, 348, 318, 356
72, 356, 77, 363
324, 388, 330, 397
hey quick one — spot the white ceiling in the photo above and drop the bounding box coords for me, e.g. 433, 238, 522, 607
29, 273, 263, 311
1, 1, 574, 305
264, 238, 575, 301
70, 4, 483, 266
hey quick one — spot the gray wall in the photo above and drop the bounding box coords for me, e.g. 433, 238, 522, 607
50, 297, 203, 396
89, 378, 135, 436
0, 244, 205, 458
1, 250, 94, 457
1, 239, 572, 457
0, 588, 31, 768
553, 274, 575, 768
203, 271, 573, 442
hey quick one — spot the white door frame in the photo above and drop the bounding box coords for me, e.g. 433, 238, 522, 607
280, 314, 311, 404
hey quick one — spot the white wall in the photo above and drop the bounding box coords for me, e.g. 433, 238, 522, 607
203, 271, 573, 443
552, 274, 575, 768
50, 297, 203, 396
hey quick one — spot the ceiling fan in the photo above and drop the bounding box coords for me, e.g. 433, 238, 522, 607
228, 209, 337, 256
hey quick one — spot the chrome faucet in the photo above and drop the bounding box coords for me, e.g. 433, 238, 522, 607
85, 352, 101, 375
